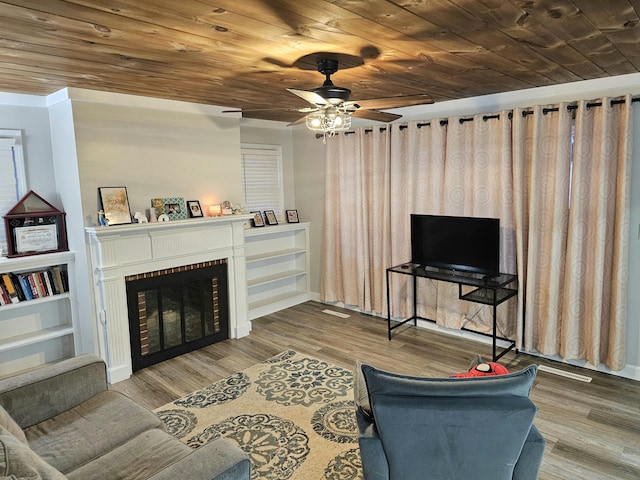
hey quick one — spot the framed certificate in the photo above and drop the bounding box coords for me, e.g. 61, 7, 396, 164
15, 224, 59, 253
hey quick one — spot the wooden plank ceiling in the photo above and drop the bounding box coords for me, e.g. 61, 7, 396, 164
1, 0, 639, 123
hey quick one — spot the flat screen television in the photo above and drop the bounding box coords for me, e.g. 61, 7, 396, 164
410, 214, 500, 276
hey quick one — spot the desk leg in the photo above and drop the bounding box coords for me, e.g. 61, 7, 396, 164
413, 273, 418, 327
492, 302, 498, 361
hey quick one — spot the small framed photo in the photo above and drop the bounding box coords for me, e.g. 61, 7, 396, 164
251, 211, 265, 227
187, 200, 203, 218
286, 209, 299, 223
99, 187, 132, 225
264, 210, 278, 225
151, 197, 187, 221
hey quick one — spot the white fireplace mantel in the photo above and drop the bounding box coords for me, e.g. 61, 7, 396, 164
85, 214, 253, 383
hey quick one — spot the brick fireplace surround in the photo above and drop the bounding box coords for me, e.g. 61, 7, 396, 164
86, 214, 253, 383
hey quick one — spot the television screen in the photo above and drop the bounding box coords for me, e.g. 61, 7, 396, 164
410, 214, 500, 276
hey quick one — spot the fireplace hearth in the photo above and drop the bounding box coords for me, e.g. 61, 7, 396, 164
126, 260, 228, 371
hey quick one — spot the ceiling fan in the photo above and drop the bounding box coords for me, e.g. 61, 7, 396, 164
223, 52, 434, 134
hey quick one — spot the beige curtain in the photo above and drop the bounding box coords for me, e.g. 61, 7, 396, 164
321, 128, 391, 313
513, 97, 632, 370
321, 97, 632, 371
512, 104, 574, 352
388, 121, 448, 323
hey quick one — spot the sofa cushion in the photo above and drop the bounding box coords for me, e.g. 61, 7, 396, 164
0, 405, 28, 445
66, 428, 191, 480
0, 426, 66, 479
24, 390, 164, 474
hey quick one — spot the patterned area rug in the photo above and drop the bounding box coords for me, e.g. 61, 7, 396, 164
155, 350, 363, 479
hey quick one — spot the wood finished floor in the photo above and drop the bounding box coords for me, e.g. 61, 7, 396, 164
112, 301, 640, 480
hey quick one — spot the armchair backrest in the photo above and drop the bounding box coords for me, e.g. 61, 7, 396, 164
361, 363, 539, 480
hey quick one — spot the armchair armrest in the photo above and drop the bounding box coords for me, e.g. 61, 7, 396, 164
148, 438, 251, 480
0, 354, 108, 429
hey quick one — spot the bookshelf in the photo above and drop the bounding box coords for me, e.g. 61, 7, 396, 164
244, 222, 310, 320
0, 251, 77, 378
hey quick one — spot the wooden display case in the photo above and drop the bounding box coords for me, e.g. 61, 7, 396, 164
3, 191, 68, 258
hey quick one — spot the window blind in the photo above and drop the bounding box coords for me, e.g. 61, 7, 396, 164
241, 146, 284, 219
0, 138, 18, 253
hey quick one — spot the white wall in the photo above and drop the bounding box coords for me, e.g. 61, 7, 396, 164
291, 73, 640, 378
291, 127, 325, 297
55, 89, 243, 225
0, 94, 57, 204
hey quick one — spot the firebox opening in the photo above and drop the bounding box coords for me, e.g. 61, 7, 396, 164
126, 260, 229, 371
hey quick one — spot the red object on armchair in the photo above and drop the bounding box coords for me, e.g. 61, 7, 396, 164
451, 361, 509, 378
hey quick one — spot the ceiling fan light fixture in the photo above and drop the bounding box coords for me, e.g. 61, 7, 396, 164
305, 108, 351, 136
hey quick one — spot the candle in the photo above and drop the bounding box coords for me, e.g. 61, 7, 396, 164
209, 205, 222, 217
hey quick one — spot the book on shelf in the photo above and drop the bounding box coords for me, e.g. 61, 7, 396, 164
0, 265, 67, 306
0, 284, 10, 305
1, 273, 20, 304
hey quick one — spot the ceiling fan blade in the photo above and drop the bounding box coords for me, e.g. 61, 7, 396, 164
288, 115, 309, 126
352, 110, 403, 123
287, 88, 328, 106
222, 106, 314, 113
351, 94, 433, 110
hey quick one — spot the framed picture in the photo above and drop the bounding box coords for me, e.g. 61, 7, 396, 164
3, 190, 69, 258
286, 209, 299, 223
99, 187, 132, 225
151, 197, 187, 221
251, 211, 265, 227
264, 210, 278, 226
187, 200, 203, 218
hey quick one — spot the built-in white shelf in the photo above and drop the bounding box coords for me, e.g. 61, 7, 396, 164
244, 222, 310, 320
0, 292, 71, 312
0, 325, 74, 353
0, 251, 77, 378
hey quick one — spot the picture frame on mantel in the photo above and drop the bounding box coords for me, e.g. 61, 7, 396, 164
250, 211, 265, 227
187, 200, 203, 218
98, 186, 132, 226
151, 197, 187, 221
264, 210, 278, 226
286, 209, 299, 223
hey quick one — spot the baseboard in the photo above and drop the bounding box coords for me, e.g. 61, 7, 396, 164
521, 350, 640, 382
317, 301, 640, 382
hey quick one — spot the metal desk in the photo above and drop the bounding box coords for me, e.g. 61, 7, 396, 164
386, 263, 518, 361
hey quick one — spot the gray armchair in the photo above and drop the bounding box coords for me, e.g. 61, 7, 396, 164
354, 362, 545, 480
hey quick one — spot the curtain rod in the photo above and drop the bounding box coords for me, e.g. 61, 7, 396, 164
393, 96, 640, 131
323, 96, 639, 137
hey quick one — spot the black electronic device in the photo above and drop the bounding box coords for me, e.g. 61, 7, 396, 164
410, 214, 500, 276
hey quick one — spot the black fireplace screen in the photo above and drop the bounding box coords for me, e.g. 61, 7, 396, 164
126, 260, 229, 371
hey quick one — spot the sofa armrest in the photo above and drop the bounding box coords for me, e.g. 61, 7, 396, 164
148, 438, 250, 480
0, 354, 108, 429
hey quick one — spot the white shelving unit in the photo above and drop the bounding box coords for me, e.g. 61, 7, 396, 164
244, 222, 310, 320
0, 251, 77, 378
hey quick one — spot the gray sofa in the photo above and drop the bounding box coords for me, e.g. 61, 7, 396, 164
354, 361, 545, 480
0, 354, 250, 480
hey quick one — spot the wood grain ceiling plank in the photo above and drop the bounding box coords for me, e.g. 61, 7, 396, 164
570, 0, 640, 69
1, 0, 299, 74
388, 0, 584, 83
0, 59, 224, 99
447, 0, 609, 79
509, 0, 635, 73
62, 0, 334, 62
330, 0, 570, 92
